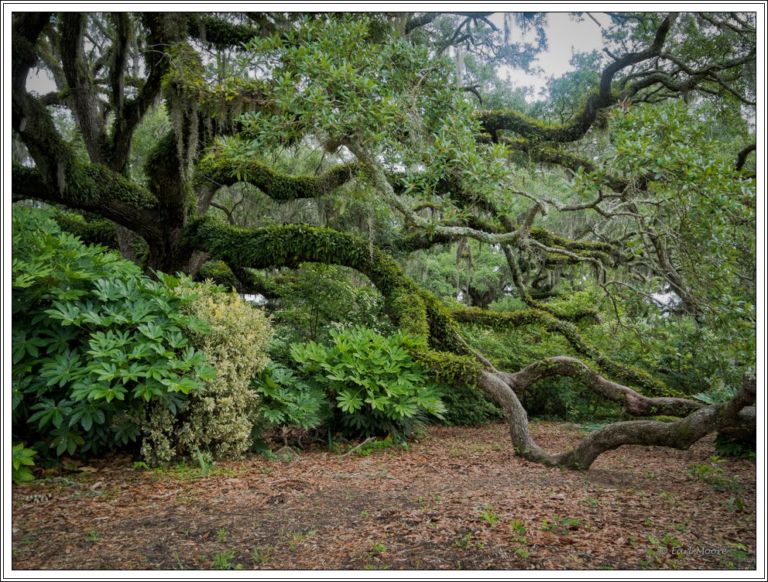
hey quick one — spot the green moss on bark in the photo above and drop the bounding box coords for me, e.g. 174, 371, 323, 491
196, 260, 242, 290
52, 211, 118, 249
197, 154, 358, 201
452, 306, 674, 397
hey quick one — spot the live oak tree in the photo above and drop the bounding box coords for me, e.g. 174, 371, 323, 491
12, 12, 756, 469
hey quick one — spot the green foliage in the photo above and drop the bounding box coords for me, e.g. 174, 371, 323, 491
714, 434, 756, 459
241, 16, 456, 152
586, 308, 752, 398
435, 384, 503, 426
250, 362, 327, 434
688, 457, 741, 492
290, 327, 446, 440
52, 211, 118, 250
128, 104, 172, 185
268, 263, 389, 348
140, 281, 272, 464
193, 447, 214, 477
405, 241, 509, 308
479, 504, 500, 527
610, 100, 755, 322
349, 436, 410, 457
196, 260, 241, 291
12, 443, 37, 484
211, 550, 237, 570
460, 321, 619, 421
540, 515, 585, 535
12, 207, 213, 458
523, 376, 623, 422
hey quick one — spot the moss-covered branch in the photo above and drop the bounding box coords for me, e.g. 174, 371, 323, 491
507, 139, 639, 193
529, 227, 617, 257
185, 217, 483, 384
12, 163, 164, 244
197, 154, 358, 201
451, 305, 671, 396
477, 14, 677, 143
510, 356, 700, 417
52, 211, 119, 249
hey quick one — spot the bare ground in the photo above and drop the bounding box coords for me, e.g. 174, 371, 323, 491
11, 421, 756, 571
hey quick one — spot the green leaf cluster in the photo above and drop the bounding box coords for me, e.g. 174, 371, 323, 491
12, 442, 37, 484
290, 327, 446, 440
12, 206, 213, 458
250, 362, 327, 431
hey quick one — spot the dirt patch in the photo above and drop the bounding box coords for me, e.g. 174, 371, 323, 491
11, 422, 756, 571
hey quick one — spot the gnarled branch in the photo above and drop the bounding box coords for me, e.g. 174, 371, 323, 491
197, 154, 359, 201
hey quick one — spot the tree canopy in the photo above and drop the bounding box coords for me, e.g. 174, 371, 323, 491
11, 11, 757, 469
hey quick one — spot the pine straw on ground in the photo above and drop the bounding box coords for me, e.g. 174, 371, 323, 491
12, 421, 756, 571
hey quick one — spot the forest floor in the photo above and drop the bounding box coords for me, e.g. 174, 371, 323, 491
11, 421, 756, 571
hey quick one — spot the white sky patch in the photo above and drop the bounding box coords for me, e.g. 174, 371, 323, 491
496, 12, 610, 101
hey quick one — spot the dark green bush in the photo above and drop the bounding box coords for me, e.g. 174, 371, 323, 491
290, 327, 445, 440
714, 433, 756, 459
12, 207, 214, 459
266, 263, 391, 355
250, 362, 328, 438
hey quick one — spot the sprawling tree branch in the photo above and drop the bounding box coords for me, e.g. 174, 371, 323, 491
476, 14, 684, 143
491, 372, 756, 469
735, 143, 756, 171
197, 154, 359, 201
12, 163, 162, 242
510, 356, 701, 416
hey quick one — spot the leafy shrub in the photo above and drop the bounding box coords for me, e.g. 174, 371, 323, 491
12, 207, 214, 459
12, 443, 37, 484
688, 457, 741, 492
250, 362, 328, 435
266, 264, 391, 358
140, 282, 272, 463
290, 327, 446, 440
714, 433, 756, 459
